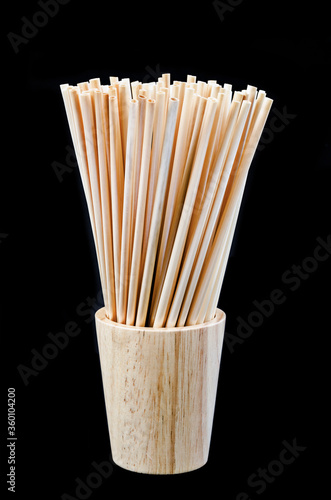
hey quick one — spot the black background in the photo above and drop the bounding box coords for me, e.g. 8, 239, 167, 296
2, 0, 330, 498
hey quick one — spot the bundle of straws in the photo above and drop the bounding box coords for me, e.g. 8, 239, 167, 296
60, 73, 272, 328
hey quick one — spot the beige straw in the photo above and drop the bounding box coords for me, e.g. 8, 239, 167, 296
135, 97, 179, 327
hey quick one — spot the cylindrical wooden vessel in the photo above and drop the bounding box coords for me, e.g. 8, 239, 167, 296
95, 307, 225, 474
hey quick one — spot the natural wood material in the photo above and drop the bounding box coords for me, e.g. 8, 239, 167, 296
135, 97, 179, 327
95, 306, 226, 474
60, 73, 274, 478
94, 89, 116, 320
118, 99, 139, 324
147, 94, 207, 324
153, 97, 218, 327
126, 99, 155, 325
174, 100, 251, 327
187, 97, 273, 325
142, 90, 167, 272
108, 95, 124, 311
61, 74, 272, 327
154, 86, 195, 292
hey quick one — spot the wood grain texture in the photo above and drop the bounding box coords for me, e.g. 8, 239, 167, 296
95, 307, 225, 474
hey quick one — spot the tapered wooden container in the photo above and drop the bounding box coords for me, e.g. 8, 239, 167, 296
95, 307, 225, 474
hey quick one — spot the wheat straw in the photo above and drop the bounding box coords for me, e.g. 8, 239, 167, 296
60, 74, 272, 326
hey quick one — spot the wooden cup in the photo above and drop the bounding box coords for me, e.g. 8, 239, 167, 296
95, 307, 225, 474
